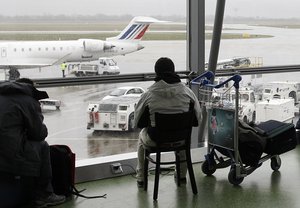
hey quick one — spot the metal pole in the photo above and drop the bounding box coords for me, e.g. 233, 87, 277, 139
198, 0, 226, 143
208, 0, 226, 76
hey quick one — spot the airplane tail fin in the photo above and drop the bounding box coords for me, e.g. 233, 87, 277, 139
106, 16, 165, 41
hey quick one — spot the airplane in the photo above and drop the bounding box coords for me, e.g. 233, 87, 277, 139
0, 16, 163, 79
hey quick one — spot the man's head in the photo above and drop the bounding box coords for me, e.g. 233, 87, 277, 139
154, 57, 180, 84
154, 57, 175, 75
16, 78, 34, 86
16, 78, 49, 100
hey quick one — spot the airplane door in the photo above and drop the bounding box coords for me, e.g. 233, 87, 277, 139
1, 48, 7, 57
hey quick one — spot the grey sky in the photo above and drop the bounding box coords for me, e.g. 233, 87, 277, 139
2, 0, 300, 19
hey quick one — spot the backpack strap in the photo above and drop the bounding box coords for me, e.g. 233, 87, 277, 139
71, 186, 107, 199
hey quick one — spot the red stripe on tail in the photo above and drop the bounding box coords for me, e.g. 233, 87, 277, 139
135, 25, 149, 40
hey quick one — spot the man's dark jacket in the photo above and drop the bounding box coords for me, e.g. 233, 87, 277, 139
0, 81, 48, 177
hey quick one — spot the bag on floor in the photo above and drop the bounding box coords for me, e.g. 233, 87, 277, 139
50, 145, 106, 199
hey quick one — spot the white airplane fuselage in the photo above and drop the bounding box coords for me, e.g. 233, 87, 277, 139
0, 39, 142, 70
0, 16, 161, 71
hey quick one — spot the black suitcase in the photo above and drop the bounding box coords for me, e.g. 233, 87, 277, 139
256, 120, 297, 155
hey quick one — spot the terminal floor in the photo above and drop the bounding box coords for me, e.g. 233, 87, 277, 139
54, 146, 300, 208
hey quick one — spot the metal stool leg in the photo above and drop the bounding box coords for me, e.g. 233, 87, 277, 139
186, 149, 198, 194
153, 152, 161, 200
144, 150, 150, 191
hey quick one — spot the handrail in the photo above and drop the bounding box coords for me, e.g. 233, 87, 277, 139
2, 64, 299, 88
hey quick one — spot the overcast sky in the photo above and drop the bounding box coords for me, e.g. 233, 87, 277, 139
2, 0, 300, 19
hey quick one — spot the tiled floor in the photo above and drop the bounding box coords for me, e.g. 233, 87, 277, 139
54, 145, 300, 208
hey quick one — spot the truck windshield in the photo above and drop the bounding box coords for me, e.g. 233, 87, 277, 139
99, 104, 118, 112
107, 59, 117, 66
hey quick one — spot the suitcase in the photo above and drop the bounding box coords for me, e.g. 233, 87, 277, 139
256, 120, 297, 155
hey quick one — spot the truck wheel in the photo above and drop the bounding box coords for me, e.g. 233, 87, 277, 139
128, 113, 134, 132
76, 72, 84, 77
75, 72, 83, 77
243, 116, 248, 123
289, 91, 296, 102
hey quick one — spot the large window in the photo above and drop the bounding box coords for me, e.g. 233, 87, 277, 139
204, 0, 300, 128
3, 0, 300, 165
0, 0, 187, 160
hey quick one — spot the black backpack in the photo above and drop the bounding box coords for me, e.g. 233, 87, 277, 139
215, 120, 266, 167
238, 120, 267, 167
50, 145, 106, 199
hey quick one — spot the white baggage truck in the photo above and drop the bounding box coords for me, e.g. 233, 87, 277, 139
68, 57, 120, 77
39, 98, 61, 110
262, 81, 300, 104
256, 98, 295, 124
87, 96, 140, 132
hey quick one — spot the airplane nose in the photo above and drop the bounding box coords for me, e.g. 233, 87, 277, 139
137, 44, 144, 50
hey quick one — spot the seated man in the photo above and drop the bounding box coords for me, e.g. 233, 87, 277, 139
134, 57, 201, 187
0, 78, 65, 207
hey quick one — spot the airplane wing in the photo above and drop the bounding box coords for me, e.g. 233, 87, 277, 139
51, 53, 72, 65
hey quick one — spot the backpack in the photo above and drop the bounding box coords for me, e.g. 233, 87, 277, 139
215, 120, 266, 167
50, 145, 107, 199
238, 120, 267, 167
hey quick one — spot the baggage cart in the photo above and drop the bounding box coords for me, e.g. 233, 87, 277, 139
191, 71, 284, 185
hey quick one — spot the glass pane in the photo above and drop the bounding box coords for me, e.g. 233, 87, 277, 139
205, 1, 300, 128
0, 0, 186, 159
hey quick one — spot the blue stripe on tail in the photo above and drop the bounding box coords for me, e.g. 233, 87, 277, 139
120, 24, 138, 40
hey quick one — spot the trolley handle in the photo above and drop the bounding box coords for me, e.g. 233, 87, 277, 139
204, 74, 242, 89
190, 71, 214, 86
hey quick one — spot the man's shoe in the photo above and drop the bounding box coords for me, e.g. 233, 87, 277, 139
137, 180, 144, 188
35, 193, 66, 208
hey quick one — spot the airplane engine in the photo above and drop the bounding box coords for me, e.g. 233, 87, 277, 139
83, 39, 106, 52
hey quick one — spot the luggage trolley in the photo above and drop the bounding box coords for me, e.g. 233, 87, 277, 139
191, 71, 282, 185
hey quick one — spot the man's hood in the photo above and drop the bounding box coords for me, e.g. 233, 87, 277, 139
0, 81, 48, 100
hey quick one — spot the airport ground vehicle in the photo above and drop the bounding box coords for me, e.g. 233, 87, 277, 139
206, 57, 263, 70
87, 96, 140, 132
256, 98, 295, 124
262, 81, 300, 104
102, 86, 145, 100
67, 58, 120, 77
40, 98, 61, 110
214, 87, 257, 123
212, 81, 297, 124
